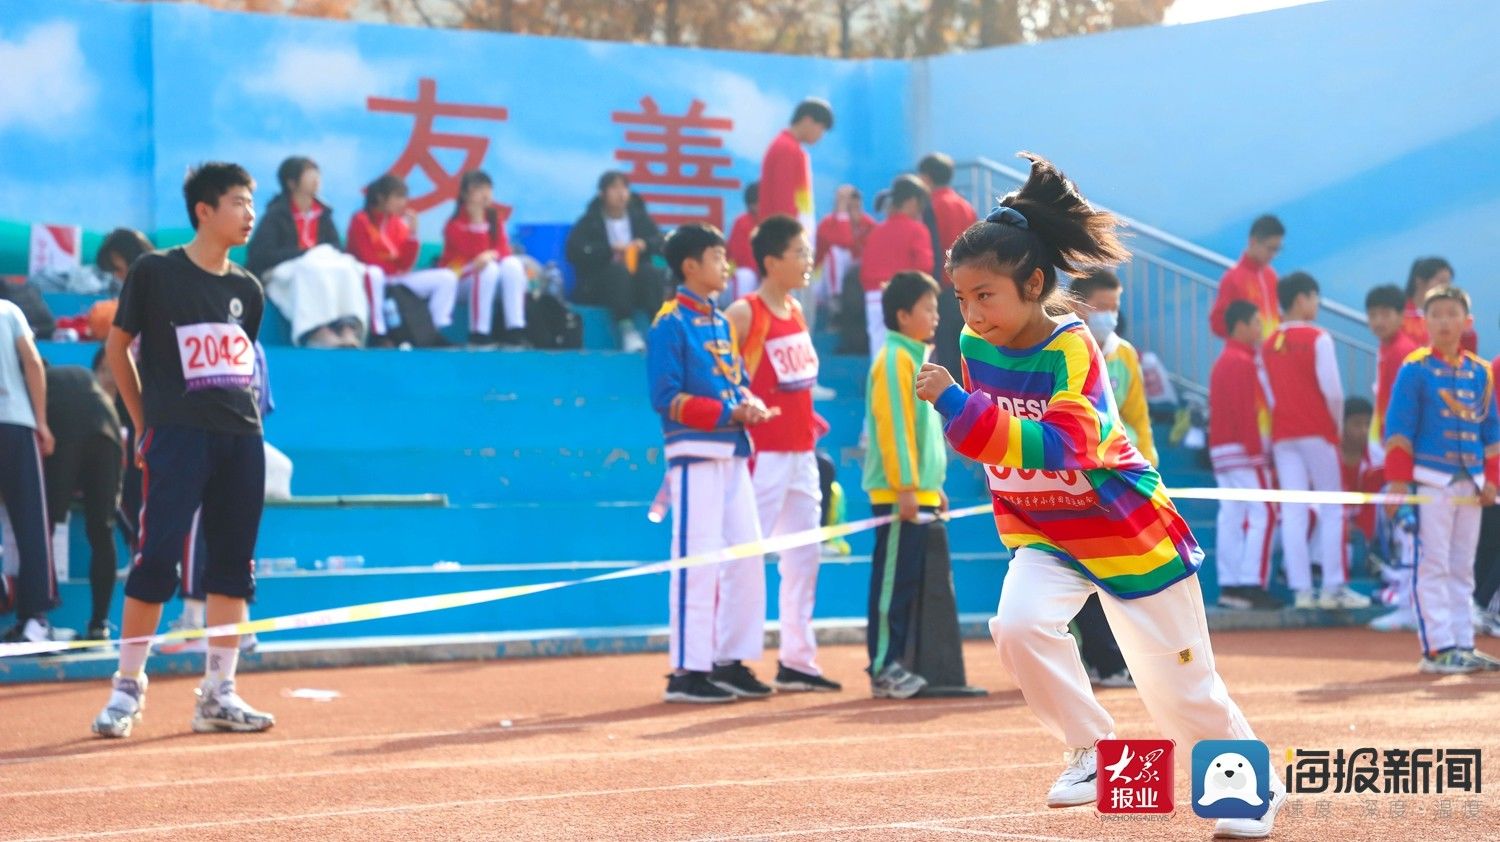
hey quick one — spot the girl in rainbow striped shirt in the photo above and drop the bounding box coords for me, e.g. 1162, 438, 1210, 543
914, 154, 1284, 839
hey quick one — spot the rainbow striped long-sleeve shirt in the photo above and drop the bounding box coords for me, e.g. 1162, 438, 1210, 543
932, 317, 1201, 599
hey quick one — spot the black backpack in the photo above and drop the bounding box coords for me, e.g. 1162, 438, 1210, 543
0, 280, 56, 339
383, 285, 444, 348
525, 292, 583, 349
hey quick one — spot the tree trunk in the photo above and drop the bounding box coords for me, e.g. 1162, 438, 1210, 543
978, 0, 1023, 46
839, 0, 853, 57
665, 0, 679, 44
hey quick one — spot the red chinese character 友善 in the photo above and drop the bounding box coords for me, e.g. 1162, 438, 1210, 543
612, 96, 740, 230
368, 78, 509, 213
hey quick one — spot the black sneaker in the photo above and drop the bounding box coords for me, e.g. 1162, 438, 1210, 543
1243, 587, 1286, 610
664, 671, 736, 704
86, 620, 114, 641
773, 663, 843, 692
709, 661, 773, 699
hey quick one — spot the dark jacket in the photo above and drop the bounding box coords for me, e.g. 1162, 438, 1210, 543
45, 366, 120, 446
565, 194, 664, 277
246, 193, 343, 277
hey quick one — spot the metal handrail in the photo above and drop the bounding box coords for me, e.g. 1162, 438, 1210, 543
955, 157, 1377, 401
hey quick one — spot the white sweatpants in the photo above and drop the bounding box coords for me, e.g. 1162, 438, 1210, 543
464, 256, 528, 335
369, 266, 461, 329
263, 245, 373, 342
752, 450, 824, 676
1213, 466, 1275, 587
865, 290, 886, 359
1272, 436, 1346, 591
1415, 477, 1481, 655
667, 458, 766, 672
992, 548, 1258, 750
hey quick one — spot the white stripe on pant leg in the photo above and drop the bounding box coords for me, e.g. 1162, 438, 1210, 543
1213, 469, 1250, 587
715, 457, 766, 664
1098, 575, 1257, 747
668, 462, 727, 673
1416, 486, 1458, 655
990, 548, 1113, 748
1272, 440, 1315, 592
1252, 466, 1275, 587
1301, 438, 1346, 588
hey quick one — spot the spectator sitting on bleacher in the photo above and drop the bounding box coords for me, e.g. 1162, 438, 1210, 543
565, 170, 668, 353
247, 156, 371, 349
347, 174, 460, 339
95, 229, 153, 287
858, 175, 932, 358
439, 170, 529, 348
43, 361, 122, 641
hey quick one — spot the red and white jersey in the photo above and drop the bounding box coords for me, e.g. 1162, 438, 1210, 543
740, 294, 820, 453
1209, 339, 1270, 471
1260, 320, 1343, 445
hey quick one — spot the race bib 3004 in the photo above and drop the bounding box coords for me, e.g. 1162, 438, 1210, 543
175, 323, 254, 392
986, 465, 1099, 511
764, 331, 818, 391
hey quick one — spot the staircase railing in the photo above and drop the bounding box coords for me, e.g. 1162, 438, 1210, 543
954, 158, 1377, 402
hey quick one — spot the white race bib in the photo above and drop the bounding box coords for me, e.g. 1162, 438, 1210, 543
764, 331, 818, 391
175, 323, 254, 392
986, 465, 1099, 511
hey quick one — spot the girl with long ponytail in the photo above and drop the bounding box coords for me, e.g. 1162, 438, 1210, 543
913, 153, 1286, 838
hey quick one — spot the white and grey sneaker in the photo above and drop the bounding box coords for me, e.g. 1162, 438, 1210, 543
191, 679, 276, 733
91, 672, 147, 739
1292, 589, 1317, 610
1214, 774, 1287, 838
1089, 667, 1135, 689
1046, 743, 1100, 808
870, 663, 928, 699
1368, 605, 1418, 633
1317, 585, 1371, 610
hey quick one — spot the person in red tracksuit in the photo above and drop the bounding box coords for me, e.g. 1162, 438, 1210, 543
726, 182, 759, 301
1209, 300, 1280, 610
916, 152, 979, 378
346, 174, 460, 335
758, 99, 833, 237
858, 175, 932, 358
1260, 272, 1369, 611
1400, 257, 1477, 352
814, 185, 872, 299
439, 170, 529, 347
1209, 214, 1284, 342
1365, 284, 1420, 446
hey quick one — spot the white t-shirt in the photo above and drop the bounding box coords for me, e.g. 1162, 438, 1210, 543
0, 299, 37, 429
604, 215, 633, 249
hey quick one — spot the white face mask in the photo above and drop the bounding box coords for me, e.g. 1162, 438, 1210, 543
1086, 310, 1118, 344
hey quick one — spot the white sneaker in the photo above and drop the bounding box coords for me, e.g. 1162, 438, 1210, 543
1317, 585, 1372, 610
620, 324, 646, 353
1046, 743, 1100, 808
191, 678, 276, 733
91, 672, 147, 739
1368, 606, 1418, 633
1214, 774, 1287, 838
1292, 590, 1317, 610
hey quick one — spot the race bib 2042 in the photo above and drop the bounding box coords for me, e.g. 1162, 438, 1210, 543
175, 323, 254, 392
764, 331, 818, 391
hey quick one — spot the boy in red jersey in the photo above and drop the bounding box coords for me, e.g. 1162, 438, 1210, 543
725, 215, 840, 692
1209, 214, 1283, 341
859, 176, 932, 358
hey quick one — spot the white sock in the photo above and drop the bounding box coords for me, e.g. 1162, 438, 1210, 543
181, 599, 206, 627
206, 646, 239, 686
118, 641, 149, 680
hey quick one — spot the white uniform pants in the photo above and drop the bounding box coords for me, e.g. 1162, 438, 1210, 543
1272, 437, 1346, 591
865, 290, 886, 359
752, 450, 824, 676
992, 548, 1258, 750
369, 266, 461, 330
1416, 477, 1481, 655
667, 458, 766, 672
463, 256, 528, 335
262, 245, 372, 342
1213, 466, 1275, 587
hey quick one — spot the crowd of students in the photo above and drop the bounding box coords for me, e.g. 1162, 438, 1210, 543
1207, 216, 1500, 674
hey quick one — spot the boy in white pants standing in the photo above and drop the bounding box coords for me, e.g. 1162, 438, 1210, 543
1384, 286, 1500, 674
725, 215, 841, 692
1260, 272, 1369, 610
648, 223, 777, 703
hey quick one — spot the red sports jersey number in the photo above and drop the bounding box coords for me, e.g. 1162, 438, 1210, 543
184, 334, 251, 370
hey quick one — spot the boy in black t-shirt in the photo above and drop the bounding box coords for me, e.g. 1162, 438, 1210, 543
93, 163, 276, 738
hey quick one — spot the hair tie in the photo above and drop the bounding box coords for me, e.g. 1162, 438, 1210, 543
987, 206, 1029, 229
